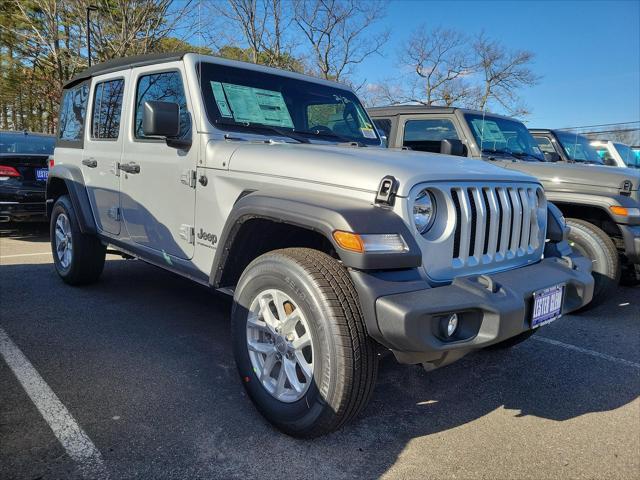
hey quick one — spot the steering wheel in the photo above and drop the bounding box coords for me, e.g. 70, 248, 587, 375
308, 125, 334, 134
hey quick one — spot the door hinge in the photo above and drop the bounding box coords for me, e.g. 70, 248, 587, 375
179, 224, 195, 244
112, 161, 121, 177
181, 169, 197, 188
107, 206, 121, 221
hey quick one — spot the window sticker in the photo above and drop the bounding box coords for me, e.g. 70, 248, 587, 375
472, 119, 506, 143
211, 82, 294, 127
360, 127, 377, 139
210, 81, 233, 118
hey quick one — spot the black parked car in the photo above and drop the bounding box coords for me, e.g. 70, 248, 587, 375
0, 131, 54, 223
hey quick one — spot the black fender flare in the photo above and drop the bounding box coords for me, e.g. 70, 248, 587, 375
46, 164, 97, 234
209, 189, 422, 286
546, 191, 640, 226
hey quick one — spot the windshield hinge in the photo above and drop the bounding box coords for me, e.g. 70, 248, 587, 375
181, 169, 197, 188
375, 175, 399, 206
179, 224, 195, 244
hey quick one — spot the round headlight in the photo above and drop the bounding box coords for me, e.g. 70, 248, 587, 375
413, 189, 436, 234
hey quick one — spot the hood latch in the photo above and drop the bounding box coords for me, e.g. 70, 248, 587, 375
375, 175, 399, 206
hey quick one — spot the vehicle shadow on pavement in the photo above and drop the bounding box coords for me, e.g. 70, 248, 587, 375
0, 222, 49, 241
1, 259, 638, 480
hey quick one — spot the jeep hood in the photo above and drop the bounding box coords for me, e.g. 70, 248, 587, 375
497, 161, 640, 191
226, 143, 538, 196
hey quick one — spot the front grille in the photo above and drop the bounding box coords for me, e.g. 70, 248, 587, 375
450, 185, 542, 267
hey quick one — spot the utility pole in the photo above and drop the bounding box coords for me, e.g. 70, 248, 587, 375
86, 5, 98, 67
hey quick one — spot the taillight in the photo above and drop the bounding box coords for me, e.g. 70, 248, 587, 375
49, 157, 55, 168
0, 165, 21, 178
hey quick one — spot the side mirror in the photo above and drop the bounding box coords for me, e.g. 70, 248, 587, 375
143, 101, 180, 137
440, 138, 465, 156
544, 152, 561, 162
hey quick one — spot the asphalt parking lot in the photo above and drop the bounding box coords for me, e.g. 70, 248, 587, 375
1, 224, 639, 480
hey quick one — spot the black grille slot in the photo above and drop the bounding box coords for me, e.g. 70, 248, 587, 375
451, 189, 462, 258
482, 189, 491, 255
506, 189, 515, 249
496, 190, 504, 252
467, 188, 477, 257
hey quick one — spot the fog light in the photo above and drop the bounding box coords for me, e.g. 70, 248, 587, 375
446, 313, 458, 337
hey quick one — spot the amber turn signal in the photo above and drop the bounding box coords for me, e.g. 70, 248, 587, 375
333, 231, 365, 253
610, 205, 629, 216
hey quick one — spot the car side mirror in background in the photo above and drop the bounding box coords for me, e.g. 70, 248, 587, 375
544, 152, 561, 162
440, 139, 465, 156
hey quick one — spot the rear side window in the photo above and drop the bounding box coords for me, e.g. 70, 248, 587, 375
403, 119, 460, 153
92, 79, 125, 140
58, 83, 89, 144
373, 119, 392, 138
534, 136, 556, 153
134, 71, 191, 140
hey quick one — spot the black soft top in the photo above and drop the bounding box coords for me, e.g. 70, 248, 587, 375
64, 52, 188, 89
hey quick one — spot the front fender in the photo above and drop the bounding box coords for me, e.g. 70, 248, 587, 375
547, 191, 640, 226
210, 189, 422, 285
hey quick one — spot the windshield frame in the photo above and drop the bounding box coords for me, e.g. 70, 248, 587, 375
463, 113, 544, 161
195, 62, 381, 146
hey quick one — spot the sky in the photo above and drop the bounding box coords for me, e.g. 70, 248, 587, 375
357, 0, 640, 129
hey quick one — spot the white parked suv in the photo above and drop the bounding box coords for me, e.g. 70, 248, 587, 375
591, 140, 638, 169
47, 52, 593, 437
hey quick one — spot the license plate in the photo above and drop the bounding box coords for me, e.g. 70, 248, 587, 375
531, 284, 564, 328
36, 168, 49, 181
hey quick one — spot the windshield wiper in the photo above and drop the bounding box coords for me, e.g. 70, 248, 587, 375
481, 148, 519, 161
295, 129, 366, 147
510, 152, 544, 162
215, 119, 310, 144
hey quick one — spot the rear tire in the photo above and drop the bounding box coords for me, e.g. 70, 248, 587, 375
231, 248, 378, 438
566, 218, 620, 308
50, 195, 106, 285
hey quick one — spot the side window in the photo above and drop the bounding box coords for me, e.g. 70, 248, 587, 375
534, 136, 556, 154
373, 119, 392, 145
403, 119, 459, 153
92, 79, 125, 140
135, 71, 191, 140
58, 83, 89, 144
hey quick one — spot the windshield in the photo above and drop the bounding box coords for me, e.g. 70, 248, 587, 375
464, 114, 544, 161
555, 131, 603, 164
197, 63, 380, 146
614, 143, 638, 168
0, 132, 55, 154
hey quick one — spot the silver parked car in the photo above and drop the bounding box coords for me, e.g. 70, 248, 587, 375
48, 53, 593, 437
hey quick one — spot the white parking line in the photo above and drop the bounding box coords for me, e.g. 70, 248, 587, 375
532, 335, 640, 370
0, 327, 109, 479
0, 252, 52, 259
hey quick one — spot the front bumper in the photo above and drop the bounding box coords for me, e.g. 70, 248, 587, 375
0, 201, 47, 222
351, 256, 593, 365
619, 224, 640, 264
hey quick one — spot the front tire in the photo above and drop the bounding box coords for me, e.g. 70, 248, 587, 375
231, 248, 378, 438
566, 218, 620, 307
50, 195, 106, 285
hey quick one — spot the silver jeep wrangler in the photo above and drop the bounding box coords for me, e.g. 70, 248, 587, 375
47, 52, 594, 437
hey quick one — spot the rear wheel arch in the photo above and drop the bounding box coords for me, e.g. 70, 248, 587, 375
46, 166, 97, 234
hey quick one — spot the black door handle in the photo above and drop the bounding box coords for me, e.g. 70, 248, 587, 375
119, 162, 140, 174
82, 158, 98, 168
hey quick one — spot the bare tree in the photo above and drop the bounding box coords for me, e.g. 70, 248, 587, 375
396, 26, 476, 106
72, 0, 195, 62
293, 0, 389, 82
204, 0, 298, 69
472, 32, 540, 116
